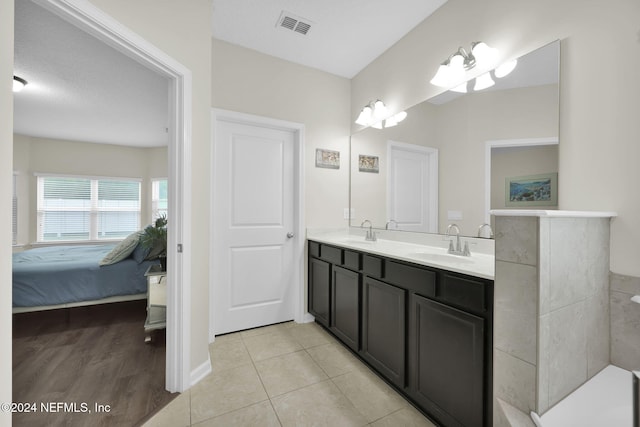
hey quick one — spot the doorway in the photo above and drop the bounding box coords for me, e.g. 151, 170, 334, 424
484, 137, 559, 224
210, 109, 305, 339
26, 0, 192, 392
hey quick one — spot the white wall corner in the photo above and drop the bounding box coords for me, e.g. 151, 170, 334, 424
190, 356, 212, 387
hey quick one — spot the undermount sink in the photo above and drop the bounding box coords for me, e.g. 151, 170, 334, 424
409, 252, 474, 264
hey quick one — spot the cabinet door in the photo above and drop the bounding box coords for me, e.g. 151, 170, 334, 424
331, 266, 360, 352
408, 294, 485, 427
309, 257, 330, 327
361, 276, 406, 388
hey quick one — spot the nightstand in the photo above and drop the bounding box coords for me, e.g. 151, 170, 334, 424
144, 264, 166, 343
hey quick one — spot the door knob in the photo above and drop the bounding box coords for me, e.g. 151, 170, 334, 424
287, 232, 295, 239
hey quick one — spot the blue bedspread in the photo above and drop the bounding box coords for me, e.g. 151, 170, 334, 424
13, 245, 155, 307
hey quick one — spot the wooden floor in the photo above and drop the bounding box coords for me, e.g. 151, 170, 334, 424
12, 300, 176, 427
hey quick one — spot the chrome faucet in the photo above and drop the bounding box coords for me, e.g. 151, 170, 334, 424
385, 219, 398, 230
361, 219, 377, 242
477, 223, 494, 239
446, 223, 470, 256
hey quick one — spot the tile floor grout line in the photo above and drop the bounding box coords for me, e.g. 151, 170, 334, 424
185, 322, 434, 427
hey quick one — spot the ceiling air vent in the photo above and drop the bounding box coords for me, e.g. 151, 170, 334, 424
277, 11, 312, 36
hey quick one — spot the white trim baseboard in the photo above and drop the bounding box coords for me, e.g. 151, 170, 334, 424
301, 313, 315, 324
190, 357, 212, 387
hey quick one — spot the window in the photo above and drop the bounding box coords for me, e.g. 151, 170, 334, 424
37, 175, 141, 242
12, 174, 17, 245
151, 178, 168, 221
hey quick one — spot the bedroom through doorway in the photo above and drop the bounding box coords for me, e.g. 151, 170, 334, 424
11, 0, 191, 423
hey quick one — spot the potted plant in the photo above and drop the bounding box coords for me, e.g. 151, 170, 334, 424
140, 214, 167, 270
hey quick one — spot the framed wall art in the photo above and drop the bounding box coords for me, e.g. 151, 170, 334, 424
315, 148, 340, 169
505, 172, 558, 207
358, 155, 379, 173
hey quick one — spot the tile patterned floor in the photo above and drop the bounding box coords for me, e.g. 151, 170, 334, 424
143, 321, 437, 427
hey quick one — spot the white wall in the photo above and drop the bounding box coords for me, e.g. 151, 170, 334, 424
81, 0, 213, 377
13, 134, 168, 245
0, 0, 13, 421
211, 39, 352, 228
351, 0, 640, 277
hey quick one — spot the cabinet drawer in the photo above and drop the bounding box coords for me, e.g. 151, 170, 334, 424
309, 241, 321, 258
363, 255, 383, 278
321, 245, 343, 265
343, 250, 361, 271
386, 261, 436, 297
438, 272, 487, 313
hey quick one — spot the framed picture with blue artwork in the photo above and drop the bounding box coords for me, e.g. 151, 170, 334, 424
505, 173, 558, 207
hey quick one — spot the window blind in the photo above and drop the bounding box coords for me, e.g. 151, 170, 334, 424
37, 175, 141, 242
151, 178, 168, 221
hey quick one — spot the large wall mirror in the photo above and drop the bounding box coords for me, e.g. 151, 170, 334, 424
350, 40, 560, 237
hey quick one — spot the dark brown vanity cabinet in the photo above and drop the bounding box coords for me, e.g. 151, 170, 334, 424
307, 240, 493, 427
362, 276, 406, 388
308, 257, 330, 327
330, 266, 360, 352
408, 294, 485, 427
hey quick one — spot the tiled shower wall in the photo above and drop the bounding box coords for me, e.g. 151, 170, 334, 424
493, 215, 611, 422
610, 272, 640, 371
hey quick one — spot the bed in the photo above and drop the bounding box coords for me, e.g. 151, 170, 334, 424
13, 244, 158, 313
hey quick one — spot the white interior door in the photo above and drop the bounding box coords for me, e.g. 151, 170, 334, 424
387, 141, 438, 233
213, 117, 296, 335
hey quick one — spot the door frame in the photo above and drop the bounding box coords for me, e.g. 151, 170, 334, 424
484, 136, 559, 223
210, 109, 306, 342
386, 140, 438, 233
37, 0, 193, 392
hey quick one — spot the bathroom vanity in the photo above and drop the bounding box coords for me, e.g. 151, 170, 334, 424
307, 232, 494, 427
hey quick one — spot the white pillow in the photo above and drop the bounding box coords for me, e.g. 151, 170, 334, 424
99, 232, 141, 266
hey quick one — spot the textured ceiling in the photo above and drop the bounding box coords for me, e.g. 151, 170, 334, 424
211, 0, 449, 79
13, 0, 170, 148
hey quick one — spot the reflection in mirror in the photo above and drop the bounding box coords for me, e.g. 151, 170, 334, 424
350, 40, 560, 237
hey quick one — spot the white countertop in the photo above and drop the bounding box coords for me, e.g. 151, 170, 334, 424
490, 209, 617, 218
306, 229, 495, 280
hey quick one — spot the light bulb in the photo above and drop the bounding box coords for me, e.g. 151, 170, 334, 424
371, 121, 383, 129
13, 76, 27, 93
372, 100, 389, 121
393, 111, 407, 123
474, 72, 495, 91
448, 54, 466, 85
430, 63, 451, 87
355, 105, 373, 126
450, 82, 468, 93
495, 59, 518, 78
471, 42, 498, 69
384, 116, 398, 128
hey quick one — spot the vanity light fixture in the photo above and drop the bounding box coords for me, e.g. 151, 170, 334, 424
355, 100, 407, 129
494, 59, 518, 78
430, 41, 498, 89
355, 104, 373, 126
13, 75, 28, 93
384, 111, 407, 128
449, 82, 468, 93
474, 72, 495, 91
